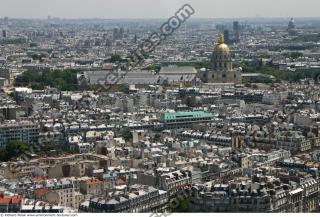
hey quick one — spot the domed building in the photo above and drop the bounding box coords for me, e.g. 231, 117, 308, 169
199, 34, 242, 83
287, 18, 296, 35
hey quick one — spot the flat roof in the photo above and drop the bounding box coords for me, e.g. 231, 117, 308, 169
163, 111, 213, 121
159, 66, 197, 74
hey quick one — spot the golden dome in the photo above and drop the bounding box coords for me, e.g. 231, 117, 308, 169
214, 33, 230, 54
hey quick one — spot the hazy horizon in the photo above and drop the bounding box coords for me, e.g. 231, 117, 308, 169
0, 0, 320, 19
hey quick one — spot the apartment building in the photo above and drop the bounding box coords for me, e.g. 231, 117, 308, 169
80, 184, 168, 213
136, 169, 192, 196
190, 175, 319, 212
0, 121, 39, 147
80, 178, 103, 195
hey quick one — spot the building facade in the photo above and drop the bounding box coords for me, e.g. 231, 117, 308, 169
0, 121, 39, 147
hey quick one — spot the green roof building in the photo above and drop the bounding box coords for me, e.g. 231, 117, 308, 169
161, 111, 213, 125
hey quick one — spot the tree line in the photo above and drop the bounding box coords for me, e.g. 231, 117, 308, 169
14, 69, 79, 91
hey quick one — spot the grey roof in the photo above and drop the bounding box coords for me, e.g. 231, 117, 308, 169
159, 66, 197, 74
107, 199, 119, 204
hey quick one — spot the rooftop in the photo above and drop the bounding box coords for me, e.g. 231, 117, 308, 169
163, 111, 213, 121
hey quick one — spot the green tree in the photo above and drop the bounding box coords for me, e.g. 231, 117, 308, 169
292, 34, 320, 42
239, 62, 315, 82
30, 43, 38, 47
185, 96, 197, 107
121, 129, 132, 141
32, 54, 41, 60
14, 69, 79, 91
110, 54, 122, 63
0, 141, 31, 161
283, 52, 303, 59
172, 197, 192, 212
0, 38, 26, 45
0, 149, 8, 161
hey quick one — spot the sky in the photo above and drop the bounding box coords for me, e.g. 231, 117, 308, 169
0, 0, 319, 19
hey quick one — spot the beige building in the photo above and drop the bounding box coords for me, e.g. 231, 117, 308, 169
40, 181, 85, 210
80, 178, 103, 195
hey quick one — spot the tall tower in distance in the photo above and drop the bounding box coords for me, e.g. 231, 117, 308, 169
233, 21, 240, 43
2, 30, 6, 38
113, 27, 124, 41
223, 30, 230, 44
3, 17, 9, 26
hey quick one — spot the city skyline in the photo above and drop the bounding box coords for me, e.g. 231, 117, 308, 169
0, 0, 320, 19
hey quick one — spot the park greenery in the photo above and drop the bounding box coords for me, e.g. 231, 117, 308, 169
0, 141, 78, 161
172, 196, 192, 212
31, 53, 46, 62
0, 38, 26, 45
0, 141, 31, 161
110, 54, 122, 63
239, 62, 319, 82
106, 52, 151, 64
121, 129, 133, 141
282, 52, 303, 59
14, 69, 79, 91
29, 42, 38, 47
292, 34, 320, 42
